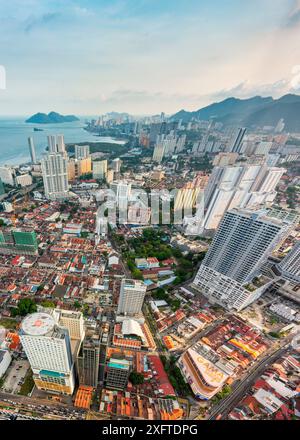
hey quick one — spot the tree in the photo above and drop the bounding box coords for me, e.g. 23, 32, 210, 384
16, 298, 37, 316
41, 301, 55, 308
129, 372, 144, 385
74, 300, 81, 309
132, 268, 143, 280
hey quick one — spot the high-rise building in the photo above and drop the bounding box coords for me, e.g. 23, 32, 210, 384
254, 141, 273, 156
201, 164, 285, 232
93, 160, 108, 180
53, 309, 85, 342
15, 174, 33, 187
228, 128, 247, 153
67, 160, 76, 181
78, 157, 92, 176
149, 123, 163, 145
200, 209, 291, 284
277, 241, 300, 283
75, 145, 90, 160
47, 135, 66, 154
117, 279, 147, 316
47, 135, 57, 153
41, 152, 69, 200
175, 134, 186, 153
0, 229, 38, 255
0, 178, 5, 196
153, 141, 165, 163
13, 230, 38, 253
175, 173, 209, 213
20, 312, 75, 395
0, 166, 15, 186
105, 357, 131, 390
28, 137, 37, 164
213, 153, 238, 167
106, 169, 114, 184
56, 135, 66, 154
112, 158, 122, 174
77, 328, 100, 388
193, 209, 291, 310
111, 181, 132, 214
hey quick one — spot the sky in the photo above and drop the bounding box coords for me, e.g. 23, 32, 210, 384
0, 0, 300, 116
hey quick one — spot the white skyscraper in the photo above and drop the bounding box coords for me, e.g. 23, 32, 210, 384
112, 158, 122, 173
28, 137, 37, 164
0, 166, 15, 186
278, 241, 300, 283
117, 279, 147, 316
175, 134, 187, 153
153, 141, 165, 163
193, 208, 291, 311
93, 160, 108, 180
52, 309, 85, 342
201, 164, 285, 232
57, 134, 66, 154
111, 181, 132, 211
47, 135, 57, 153
41, 152, 69, 200
227, 127, 247, 153
47, 135, 66, 154
20, 312, 75, 395
75, 145, 90, 160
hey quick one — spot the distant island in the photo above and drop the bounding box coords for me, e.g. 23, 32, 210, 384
26, 111, 80, 124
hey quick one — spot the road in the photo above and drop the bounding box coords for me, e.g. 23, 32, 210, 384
108, 230, 131, 278
206, 342, 291, 420
0, 391, 87, 420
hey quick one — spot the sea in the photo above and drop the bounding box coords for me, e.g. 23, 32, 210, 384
0, 117, 125, 166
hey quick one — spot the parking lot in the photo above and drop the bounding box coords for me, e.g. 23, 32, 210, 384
1, 360, 30, 395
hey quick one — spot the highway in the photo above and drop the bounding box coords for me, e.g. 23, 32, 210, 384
207, 342, 291, 420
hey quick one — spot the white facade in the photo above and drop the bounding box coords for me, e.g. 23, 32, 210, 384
255, 141, 273, 155
193, 265, 270, 311
15, 174, 33, 187
53, 309, 85, 342
278, 241, 300, 283
112, 158, 122, 173
227, 128, 247, 153
200, 209, 291, 284
201, 164, 285, 232
41, 153, 69, 200
20, 312, 75, 395
93, 160, 108, 179
28, 137, 37, 164
47, 135, 66, 154
0, 166, 15, 186
75, 144, 90, 160
193, 208, 291, 311
117, 279, 147, 316
153, 142, 165, 163
56, 135, 66, 154
0, 349, 12, 378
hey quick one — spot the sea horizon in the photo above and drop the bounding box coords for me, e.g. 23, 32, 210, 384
0, 117, 125, 166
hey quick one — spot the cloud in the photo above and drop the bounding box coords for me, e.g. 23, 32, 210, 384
24, 12, 61, 33
212, 79, 290, 101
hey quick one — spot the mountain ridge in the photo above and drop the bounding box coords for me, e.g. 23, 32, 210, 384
170, 94, 300, 131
